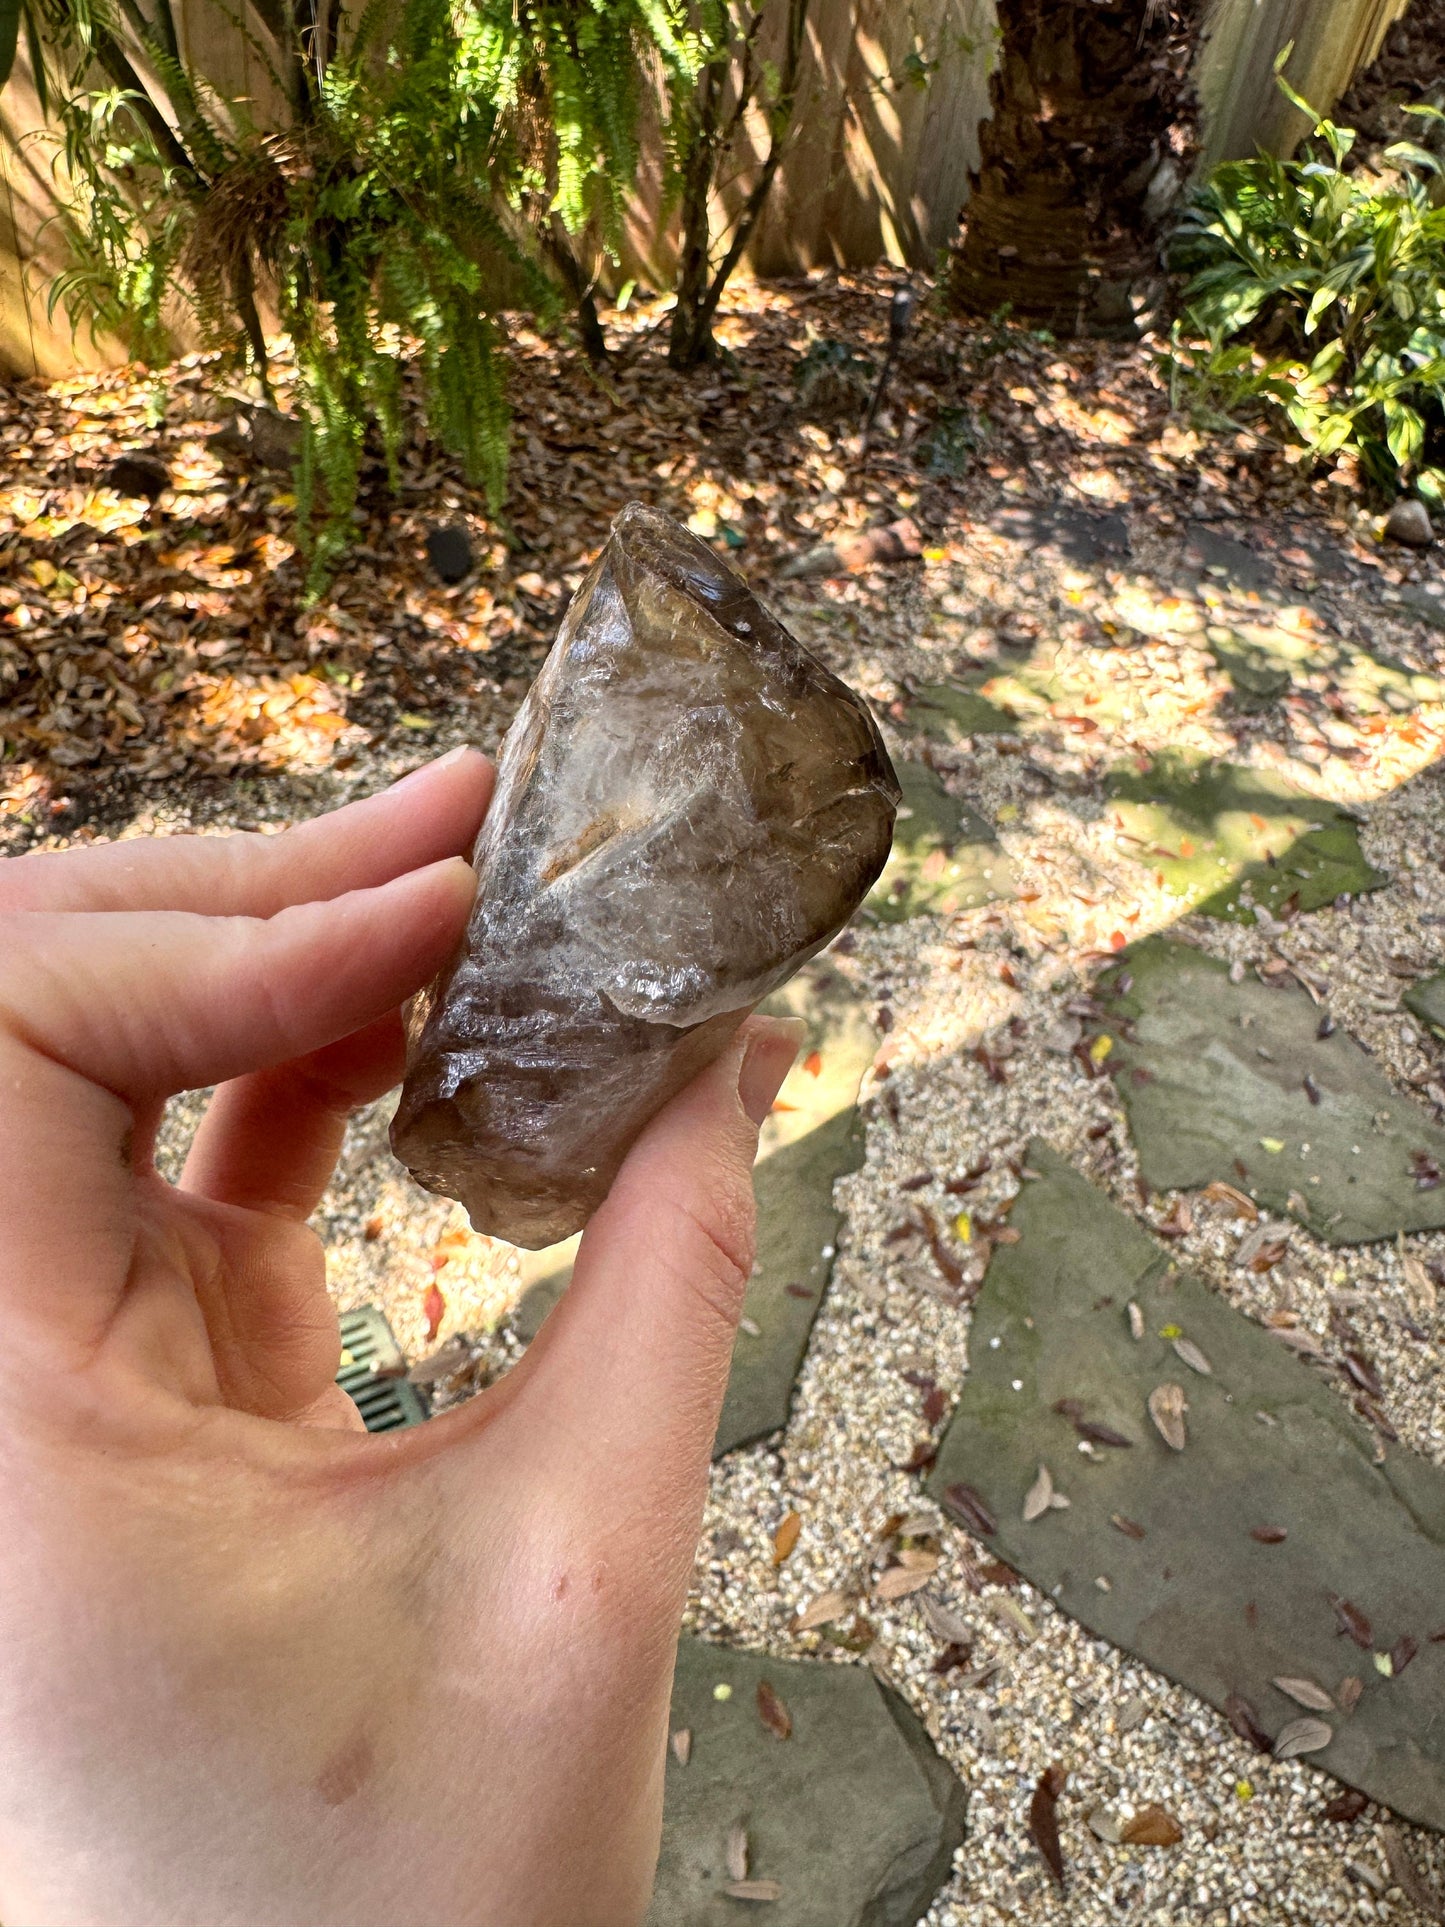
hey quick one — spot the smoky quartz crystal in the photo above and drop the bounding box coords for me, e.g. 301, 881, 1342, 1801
391, 502, 899, 1247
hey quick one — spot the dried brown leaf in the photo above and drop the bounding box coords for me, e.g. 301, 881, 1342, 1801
1250, 1525, 1288, 1544
1234, 1221, 1280, 1268
1391, 1632, 1420, 1676
1111, 1513, 1147, 1540
1119, 1804, 1183, 1847
918, 1593, 973, 1645
1328, 1594, 1374, 1649
1172, 1336, 1213, 1375
1023, 1464, 1055, 1522
1402, 1251, 1438, 1315
1076, 1418, 1134, 1448
793, 1589, 850, 1632
1148, 1382, 1188, 1451
1270, 1324, 1326, 1356
986, 1593, 1037, 1642
1274, 1716, 1333, 1759
1320, 1788, 1367, 1822
875, 1564, 933, 1601
932, 1639, 974, 1675
943, 1482, 997, 1537
1380, 1825, 1445, 1919
1205, 1180, 1259, 1218
771, 1510, 801, 1566
1342, 1350, 1384, 1400
1225, 1693, 1272, 1753
725, 1822, 749, 1883
1337, 1675, 1364, 1711
1029, 1765, 1067, 1892
722, 1879, 782, 1903
756, 1680, 792, 1741
1273, 1676, 1334, 1713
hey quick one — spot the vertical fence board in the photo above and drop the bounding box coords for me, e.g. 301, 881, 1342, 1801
0, 0, 1422, 378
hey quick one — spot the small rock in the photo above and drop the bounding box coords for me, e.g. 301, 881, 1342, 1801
421, 524, 472, 581
104, 453, 169, 501
1087, 1805, 1122, 1844
425, 523, 474, 583
1384, 499, 1434, 549
208, 409, 302, 473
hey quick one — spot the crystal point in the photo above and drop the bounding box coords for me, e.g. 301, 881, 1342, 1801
391, 503, 899, 1247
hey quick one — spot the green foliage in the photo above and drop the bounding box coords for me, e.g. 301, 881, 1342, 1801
15, 0, 681, 589
1168, 65, 1445, 506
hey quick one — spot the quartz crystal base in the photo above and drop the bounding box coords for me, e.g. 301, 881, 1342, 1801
391, 503, 899, 1247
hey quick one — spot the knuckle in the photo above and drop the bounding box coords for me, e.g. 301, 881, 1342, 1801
663, 1178, 756, 1333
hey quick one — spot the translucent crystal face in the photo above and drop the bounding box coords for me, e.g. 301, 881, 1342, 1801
391, 502, 900, 1248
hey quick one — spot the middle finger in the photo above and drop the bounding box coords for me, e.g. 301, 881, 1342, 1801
180, 1012, 407, 1220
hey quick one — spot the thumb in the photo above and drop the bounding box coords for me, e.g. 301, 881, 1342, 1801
509, 1016, 804, 1542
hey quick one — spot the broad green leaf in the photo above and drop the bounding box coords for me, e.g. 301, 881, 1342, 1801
1384, 140, 1442, 177
1305, 337, 1345, 384
1311, 411, 1356, 458
1304, 283, 1338, 333
1385, 401, 1425, 470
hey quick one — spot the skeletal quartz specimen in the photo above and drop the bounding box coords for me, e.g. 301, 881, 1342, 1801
391, 502, 899, 1247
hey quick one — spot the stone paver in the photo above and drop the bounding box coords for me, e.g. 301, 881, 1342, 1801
648, 1637, 967, 1926
1206, 628, 1292, 710
929, 1142, 1445, 1833
908, 681, 1018, 740
513, 954, 877, 1455
1101, 938, 1445, 1241
1405, 972, 1445, 1039
992, 503, 1131, 566
1105, 753, 1385, 922
1100, 937, 1445, 1243
1182, 523, 1281, 598
866, 760, 1015, 923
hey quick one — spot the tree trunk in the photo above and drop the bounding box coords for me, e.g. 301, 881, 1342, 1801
667, 57, 723, 369
543, 223, 611, 368
952, 0, 1204, 336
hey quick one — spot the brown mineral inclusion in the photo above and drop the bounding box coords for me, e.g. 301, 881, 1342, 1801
391, 503, 899, 1247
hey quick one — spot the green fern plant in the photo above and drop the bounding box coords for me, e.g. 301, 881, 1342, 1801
8, 0, 682, 588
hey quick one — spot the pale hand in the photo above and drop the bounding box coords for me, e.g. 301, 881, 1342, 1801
0, 749, 799, 1927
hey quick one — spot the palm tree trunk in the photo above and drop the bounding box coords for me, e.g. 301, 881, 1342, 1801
952, 0, 1204, 336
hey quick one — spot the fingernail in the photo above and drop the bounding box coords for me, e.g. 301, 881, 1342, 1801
737, 1017, 807, 1127
390, 745, 475, 791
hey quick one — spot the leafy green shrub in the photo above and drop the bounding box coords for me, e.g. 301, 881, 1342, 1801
7, 0, 685, 587
1167, 68, 1445, 507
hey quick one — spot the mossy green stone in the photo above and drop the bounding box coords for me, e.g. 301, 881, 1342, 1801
866, 762, 1015, 923
1105, 752, 1384, 922
650, 1638, 967, 1926
909, 681, 1018, 740
1101, 937, 1445, 1243
1404, 972, 1445, 1039
929, 1143, 1445, 1833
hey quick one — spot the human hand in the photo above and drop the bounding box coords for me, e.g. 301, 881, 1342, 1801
0, 748, 801, 1927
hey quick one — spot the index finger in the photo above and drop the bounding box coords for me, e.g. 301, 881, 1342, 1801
0, 746, 492, 917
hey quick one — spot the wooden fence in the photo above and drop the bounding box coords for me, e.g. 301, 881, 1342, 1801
0, 0, 1419, 379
